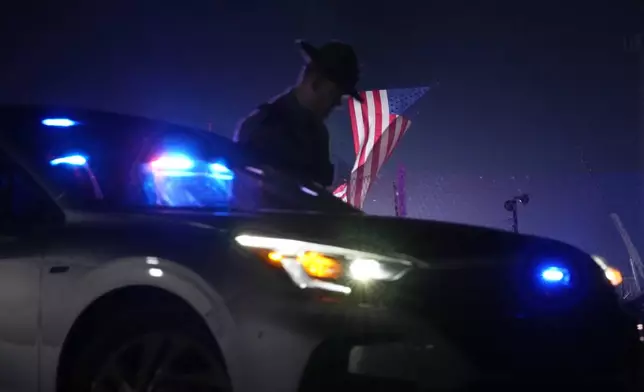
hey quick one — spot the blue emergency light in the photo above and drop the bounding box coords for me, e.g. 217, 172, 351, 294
50, 155, 87, 166
539, 266, 571, 285
42, 118, 78, 127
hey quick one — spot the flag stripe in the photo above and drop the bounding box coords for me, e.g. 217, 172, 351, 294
333, 183, 348, 202
362, 91, 376, 166
386, 117, 409, 161
355, 90, 383, 208
348, 97, 360, 155
352, 93, 366, 162
351, 91, 374, 207
374, 90, 389, 185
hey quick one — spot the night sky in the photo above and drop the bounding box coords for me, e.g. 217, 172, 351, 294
1, 1, 643, 272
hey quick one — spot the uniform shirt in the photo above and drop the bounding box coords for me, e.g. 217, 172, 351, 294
234, 90, 334, 187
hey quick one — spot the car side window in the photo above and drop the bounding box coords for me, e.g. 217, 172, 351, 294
0, 153, 63, 228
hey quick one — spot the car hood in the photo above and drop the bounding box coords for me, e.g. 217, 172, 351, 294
145, 210, 590, 267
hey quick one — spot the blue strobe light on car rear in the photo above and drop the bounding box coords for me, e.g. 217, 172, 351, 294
540, 266, 571, 285
42, 118, 78, 127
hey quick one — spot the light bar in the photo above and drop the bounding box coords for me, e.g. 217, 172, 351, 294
148, 155, 235, 180
209, 161, 235, 180
150, 155, 195, 171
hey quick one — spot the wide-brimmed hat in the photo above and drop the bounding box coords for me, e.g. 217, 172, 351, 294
297, 40, 363, 102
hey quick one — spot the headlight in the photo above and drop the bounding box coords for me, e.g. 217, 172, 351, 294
234, 234, 414, 294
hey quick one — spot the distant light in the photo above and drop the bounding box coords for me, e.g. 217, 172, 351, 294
50, 155, 87, 166
150, 155, 195, 171
42, 118, 78, 127
540, 266, 570, 285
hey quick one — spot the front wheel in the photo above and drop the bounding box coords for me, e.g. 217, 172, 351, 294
64, 309, 232, 392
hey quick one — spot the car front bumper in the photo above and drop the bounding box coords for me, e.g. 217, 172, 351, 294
224, 281, 642, 392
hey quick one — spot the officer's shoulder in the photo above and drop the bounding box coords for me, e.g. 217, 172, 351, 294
245, 101, 286, 126
235, 106, 276, 142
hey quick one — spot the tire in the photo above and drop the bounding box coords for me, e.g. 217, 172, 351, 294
62, 306, 232, 392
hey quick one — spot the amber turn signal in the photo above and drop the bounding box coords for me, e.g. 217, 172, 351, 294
296, 251, 343, 279
604, 267, 623, 287
255, 249, 342, 279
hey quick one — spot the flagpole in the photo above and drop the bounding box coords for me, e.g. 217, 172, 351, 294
393, 180, 400, 216
397, 165, 407, 217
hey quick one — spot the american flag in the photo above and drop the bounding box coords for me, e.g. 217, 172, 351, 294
332, 182, 348, 202
334, 87, 429, 208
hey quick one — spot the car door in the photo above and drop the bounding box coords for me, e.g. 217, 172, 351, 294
0, 151, 63, 392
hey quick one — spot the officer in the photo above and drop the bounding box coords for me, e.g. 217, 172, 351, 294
234, 40, 362, 188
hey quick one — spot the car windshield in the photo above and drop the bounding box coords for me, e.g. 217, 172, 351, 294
14, 111, 359, 215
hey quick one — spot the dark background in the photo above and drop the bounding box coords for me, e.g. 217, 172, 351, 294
1, 0, 643, 272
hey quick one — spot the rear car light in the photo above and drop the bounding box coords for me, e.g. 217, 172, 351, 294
234, 234, 415, 294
